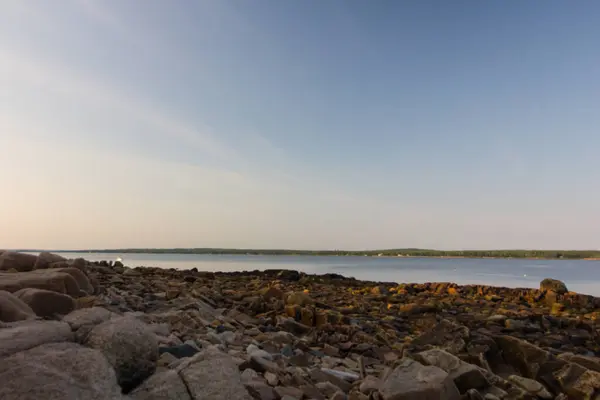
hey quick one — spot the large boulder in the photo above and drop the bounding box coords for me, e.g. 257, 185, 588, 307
176, 347, 252, 399
540, 278, 568, 295
494, 335, 564, 380
0, 290, 36, 322
14, 288, 76, 318
0, 320, 73, 358
52, 267, 94, 295
378, 358, 461, 400
0, 251, 38, 272
34, 252, 67, 270
84, 316, 158, 392
0, 269, 82, 296
63, 307, 119, 342
0, 342, 124, 399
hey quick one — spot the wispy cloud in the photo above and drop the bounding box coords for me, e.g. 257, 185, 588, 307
0, 48, 236, 162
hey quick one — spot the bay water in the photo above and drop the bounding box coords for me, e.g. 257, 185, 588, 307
43, 252, 600, 296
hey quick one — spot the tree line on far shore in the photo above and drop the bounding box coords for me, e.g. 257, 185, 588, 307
46, 248, 600, 259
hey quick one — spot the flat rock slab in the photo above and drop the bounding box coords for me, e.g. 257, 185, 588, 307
0, 320, 73, 358
130, 370, 191, 400
176, 347, 252, 400
0, 342, 124, 400
379, 358, 461, 400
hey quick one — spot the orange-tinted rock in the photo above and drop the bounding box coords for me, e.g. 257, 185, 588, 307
300, 307, 314, 327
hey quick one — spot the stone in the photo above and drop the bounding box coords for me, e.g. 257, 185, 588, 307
249, 354, 281, 373
494, 335, 555, 379
0, 320, 73, 358
130, 370, 191, 400
316, 381, 343, 397
285, 291, 314, 306
52, 267, 95, 294
378, 358, 461, 400
275, 386, 305, 399
554, 362, 600, 399
176, 347, 252, 399
84, 316, 158, 392
62, 307, 118, 341
507, 375, 552, 399
558, 353, 600, 373
411, 319, 469, 354
0, 342, 124, 399
321, 368, 360, 382
540, 278, 568, 294
265, 371, 279, 386
415, 349, 489, 393
0, 270, 81, 296
34, 251, 67, 269
331, 391, 347, 400
278, 317, 312, 335
360, 375, 380, 394
159, 343, 200, 359
0, 251, 37, 272
14, 287, 76, 317
0, 289, 36, 322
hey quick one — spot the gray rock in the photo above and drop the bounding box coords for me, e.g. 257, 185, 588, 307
0, 290, 36, 322
321, 368, 360, 382
378, 358, 461, 400
0, 342, 124, 399
507, 375, 552, 399
0, 319, 73, 358
14, 288, 76, 317
415, 349, 489, 393
63, 306, 119, 342
176, 347, 252, 399
0, 269, 81, 296
34, 251, 67, 269
85, 316, 158, 392
130, 370, 191, 400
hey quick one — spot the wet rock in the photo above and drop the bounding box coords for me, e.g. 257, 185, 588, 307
0, 251, 37, 272
0, 320, 73, 358
14, 288, 76, 317
378, 358, 461, 400
0, 342, 124, 400
159, 343, 200, 359
540, 278, 568, 295
84, 316, 158, 392
0, 289, 36, 322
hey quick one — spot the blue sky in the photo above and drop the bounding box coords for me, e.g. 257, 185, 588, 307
1, 1, 599, 250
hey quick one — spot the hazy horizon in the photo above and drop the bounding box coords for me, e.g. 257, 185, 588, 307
2, 1, 600, 250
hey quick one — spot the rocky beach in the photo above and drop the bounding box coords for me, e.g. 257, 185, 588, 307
1, 250, 600, 399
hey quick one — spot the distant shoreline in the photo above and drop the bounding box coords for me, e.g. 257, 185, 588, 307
17, 248, 600, 260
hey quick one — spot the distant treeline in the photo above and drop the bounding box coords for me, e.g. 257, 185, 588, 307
39, 248, 600, 259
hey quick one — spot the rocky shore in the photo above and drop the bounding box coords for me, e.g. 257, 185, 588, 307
1, 250, 600, 399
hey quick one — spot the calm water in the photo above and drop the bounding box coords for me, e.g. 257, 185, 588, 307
38, 252, 600, 296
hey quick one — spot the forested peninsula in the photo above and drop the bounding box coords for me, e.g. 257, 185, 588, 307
36, 248, 600, 259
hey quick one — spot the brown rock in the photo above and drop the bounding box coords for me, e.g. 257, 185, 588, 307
494, 335, 557, 379
14, 288, 76, 318
0, 270, 82, 296
554, 362, 600, 399
412, 319, 469, 354
540, 278, 568, 295
34, 252, 67, 270
0, 252, 37, 272
0, 290, 36, 322
285, 291, 314, 306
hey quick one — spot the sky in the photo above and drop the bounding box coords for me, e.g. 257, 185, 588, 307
1, 1, 600, 251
